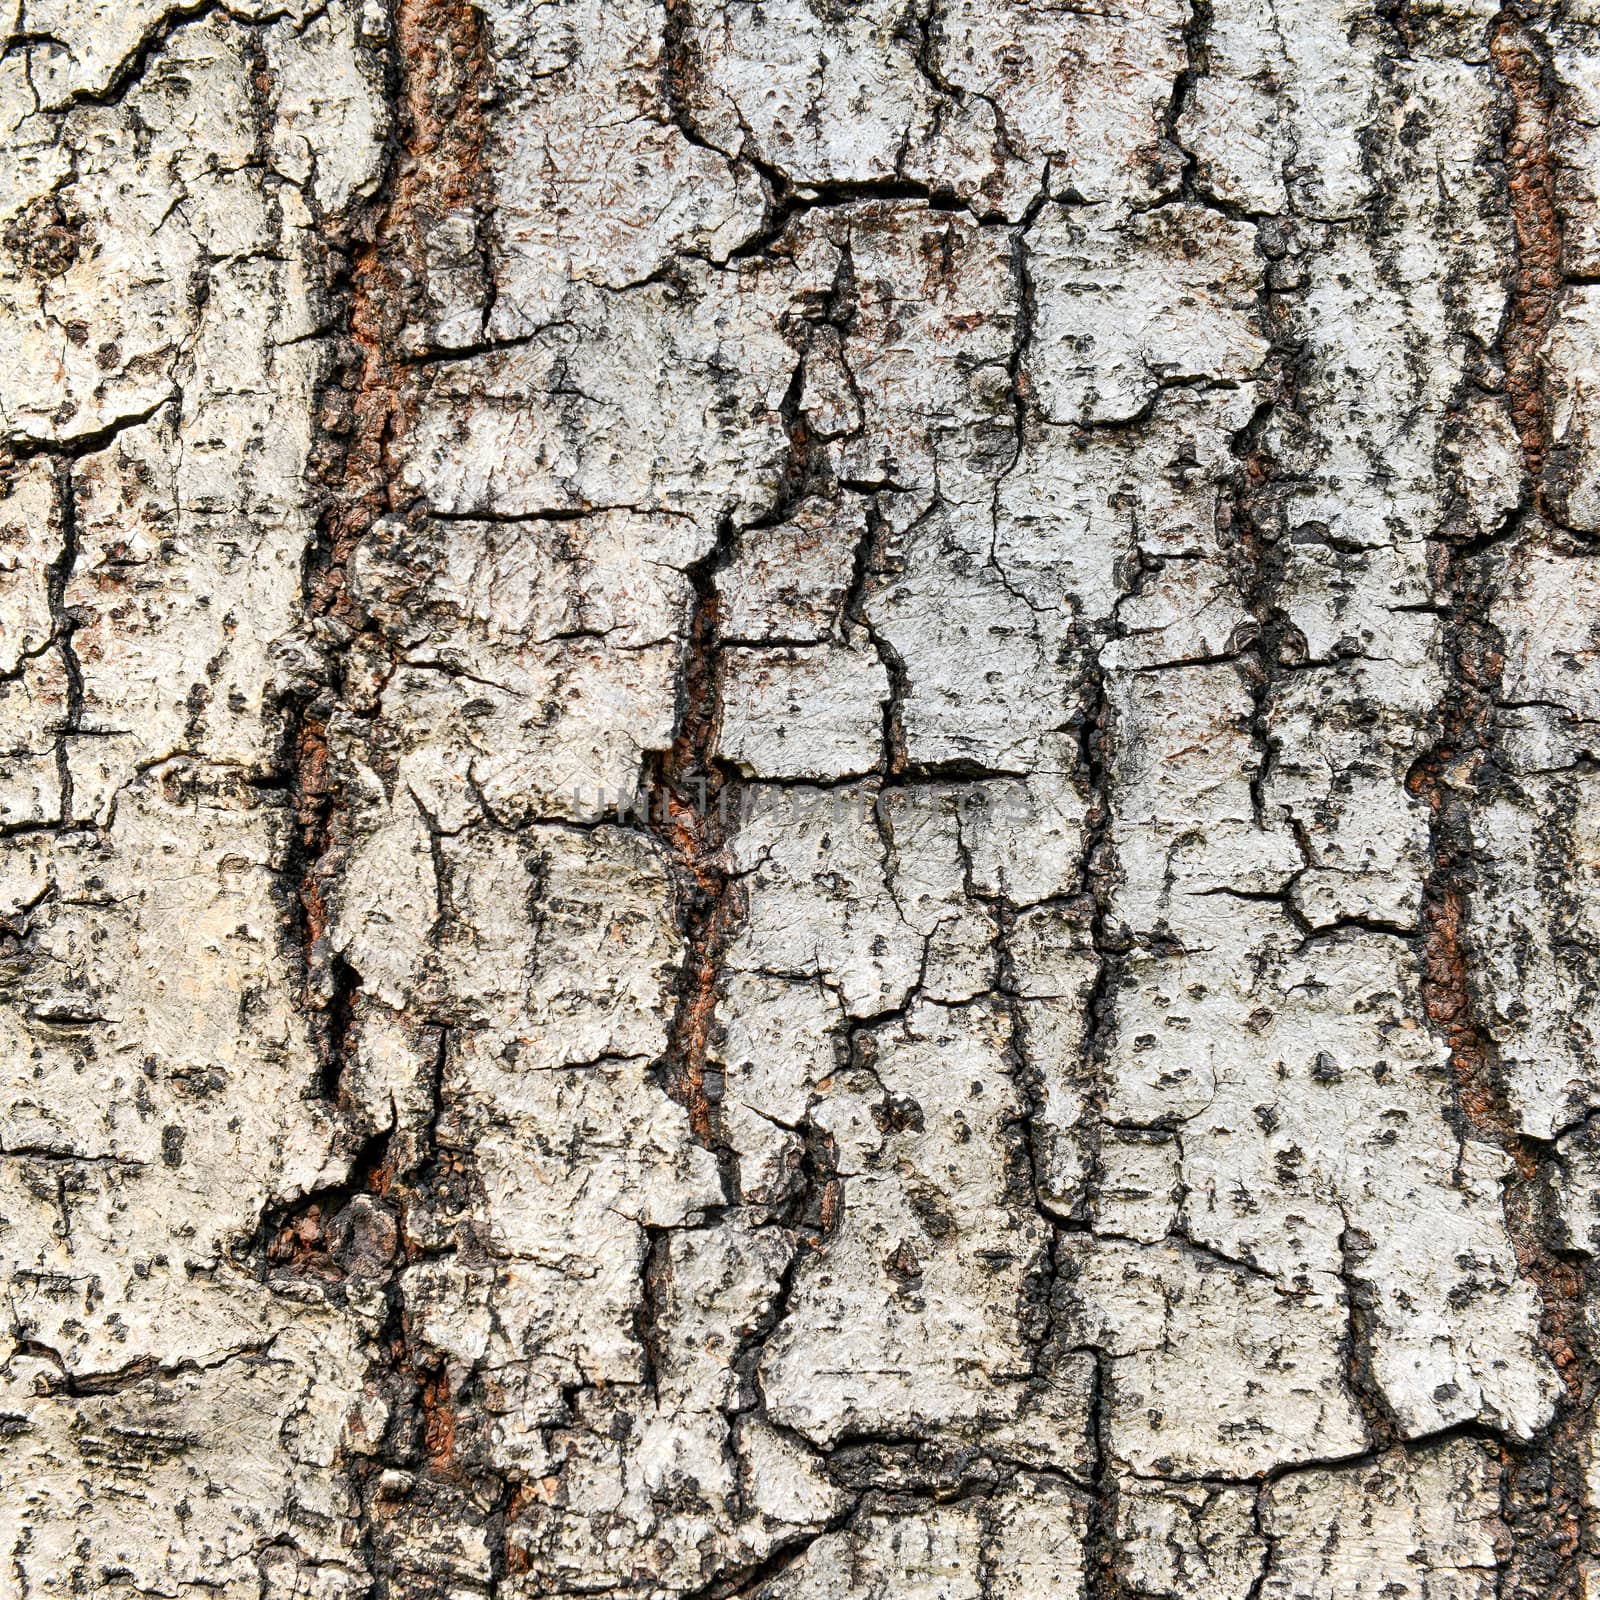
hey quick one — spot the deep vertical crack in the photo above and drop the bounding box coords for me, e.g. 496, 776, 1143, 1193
643, 519, 743, 1166
45, 460, 82, 831
1403, 11, 1595, 1596
278, 1, 509, 1594
1491, 11, 1562, 492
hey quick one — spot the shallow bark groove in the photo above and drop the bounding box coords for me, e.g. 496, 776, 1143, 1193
4, 0, 1600, 1597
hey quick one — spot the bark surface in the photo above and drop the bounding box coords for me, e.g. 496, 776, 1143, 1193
2, 1, 1600, 1596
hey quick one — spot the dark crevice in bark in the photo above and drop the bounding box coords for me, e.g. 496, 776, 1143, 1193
44, 461, 82, 833
1404, 12, 1594, 1596
288, 0, 491, 1094
1069, 646, 1118, 1242
1226, 193, 1416, 1454
661, 0, 1016, 262
994, 910, 1069, 1386
316, 951, 363, 1102
1159, 0, 1213, 199
1225, 241, 1301, 838
641, 520, 743, 1168
1492, 12, 1562, 495
1335, 1218, 1404, 1452
274, 0, 514, 1594
232, 1121, 397, 1288
1413, 666, 1597, 1597
677, 1503, 862, 1600
34, 0, 232, 111
15, 1336, 280, 1398
849, 501, 912, 780
621, 279, 851, 1588
640, 219, 865, 1201
1071, 624, 1131, 1600
5, 395, 173, 464
636, 1223, 672, 1399
1082, 1353, 1132, 1600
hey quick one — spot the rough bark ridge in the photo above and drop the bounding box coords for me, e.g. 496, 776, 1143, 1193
6, 0, 1600, 1596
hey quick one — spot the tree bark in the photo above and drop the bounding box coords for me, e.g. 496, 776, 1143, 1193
2, 1, 1599, 1596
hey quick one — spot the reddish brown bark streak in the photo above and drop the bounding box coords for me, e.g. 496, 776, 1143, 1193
646, 574, 740, 1153
1411, 14, 1590, 1596
1491, 17, 1562, 487
294, 0, 491, 927
289, 0, 494, 1516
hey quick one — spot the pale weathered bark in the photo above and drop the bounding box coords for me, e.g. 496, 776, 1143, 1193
2, 0, 1599, 1595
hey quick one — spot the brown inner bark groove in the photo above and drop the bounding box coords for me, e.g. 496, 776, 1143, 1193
1406, 11, 1594, 1595
276, 0, 511, 1580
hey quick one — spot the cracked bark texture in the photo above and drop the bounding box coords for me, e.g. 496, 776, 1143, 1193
5, 0, 1600, 1596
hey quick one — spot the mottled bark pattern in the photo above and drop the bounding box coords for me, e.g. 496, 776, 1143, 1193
3, 1, 1600, 1597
